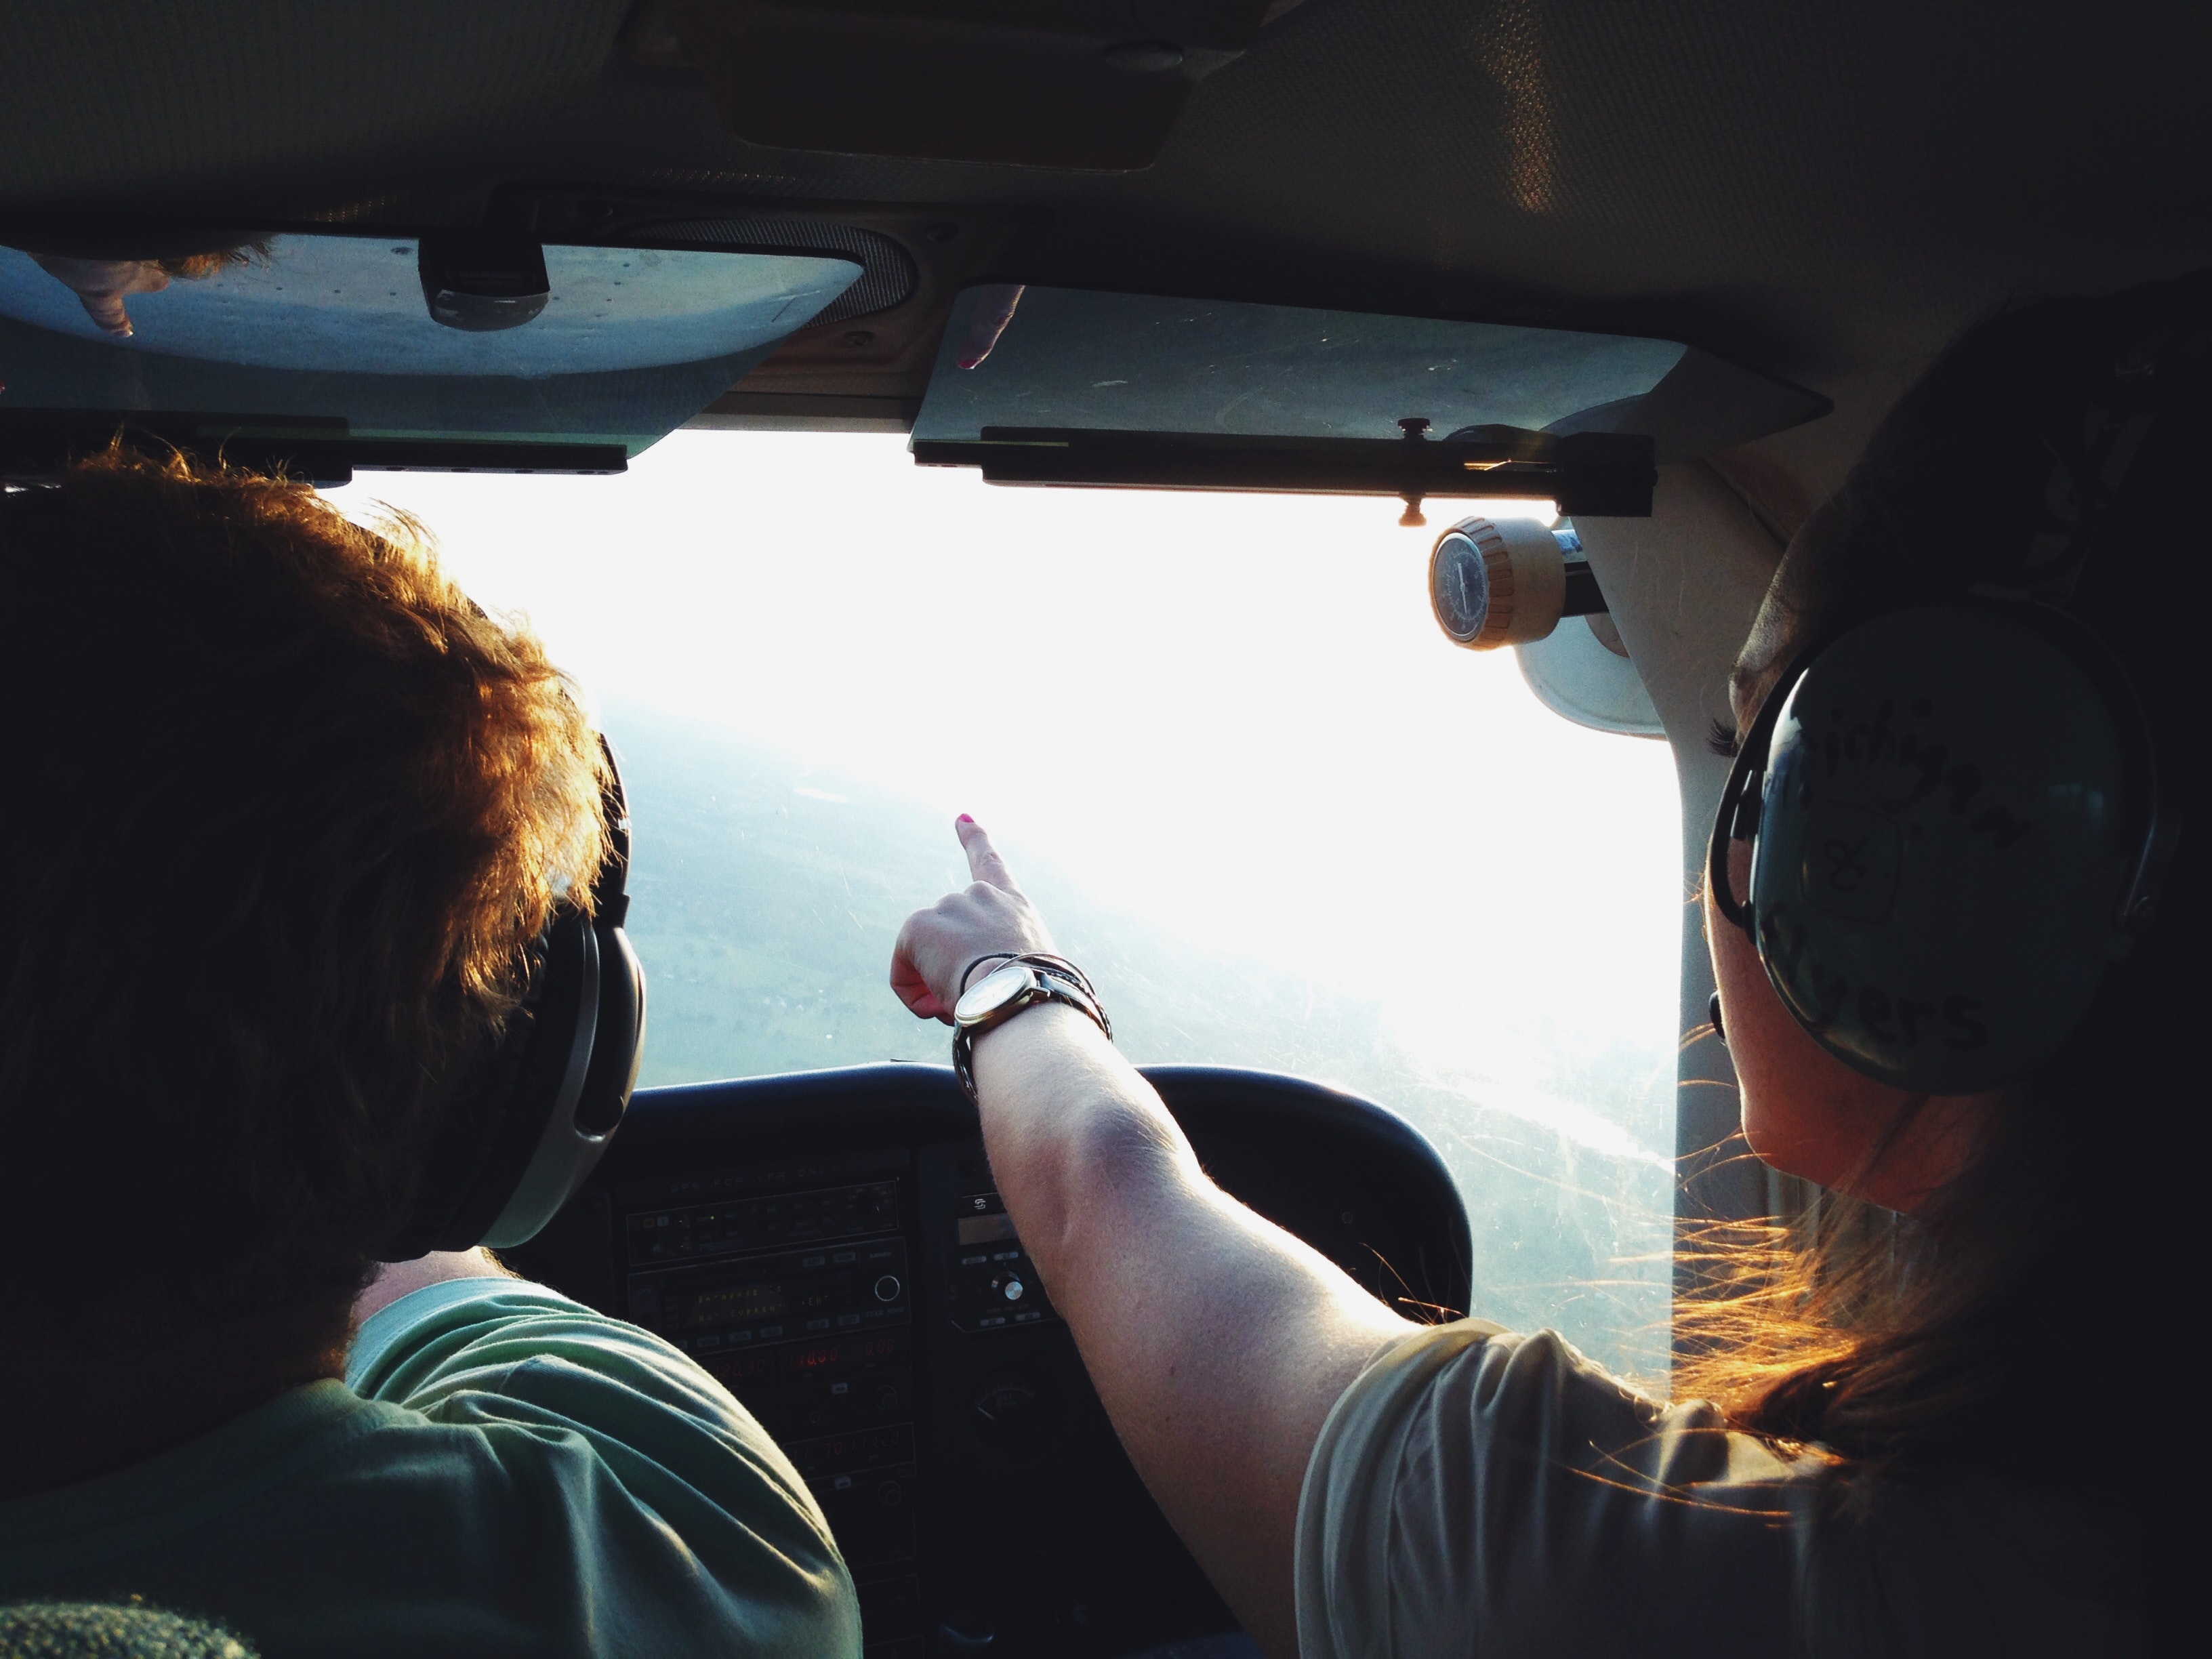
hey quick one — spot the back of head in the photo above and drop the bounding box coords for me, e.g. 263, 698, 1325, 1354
1777, 275, 2212, 661
0, 450, 606, 1349
1785, 276, 2211, 1305
1690, 276, 2212, 1630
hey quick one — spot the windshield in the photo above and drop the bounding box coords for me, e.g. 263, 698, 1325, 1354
327, 432, 1683, 1378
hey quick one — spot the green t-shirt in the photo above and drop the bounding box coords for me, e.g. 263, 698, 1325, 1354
0, 1279, 861, 1658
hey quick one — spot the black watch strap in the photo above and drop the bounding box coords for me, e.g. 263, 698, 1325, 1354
951, 961, 1111, 1103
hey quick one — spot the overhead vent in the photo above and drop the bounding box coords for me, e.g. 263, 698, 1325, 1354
628, 0, 1289, 169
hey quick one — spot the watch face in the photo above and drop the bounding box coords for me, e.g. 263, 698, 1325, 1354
1429, 530, 1492, 644
954, 962, 1037, 1026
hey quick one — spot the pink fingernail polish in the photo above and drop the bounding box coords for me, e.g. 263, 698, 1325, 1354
957, 813, 974, 825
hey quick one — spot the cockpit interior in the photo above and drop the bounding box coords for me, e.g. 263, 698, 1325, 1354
5, 5, 2208, 1656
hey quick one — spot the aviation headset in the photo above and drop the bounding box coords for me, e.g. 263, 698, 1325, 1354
1707, 314, 2193, 1095
378, 739, 647, 1259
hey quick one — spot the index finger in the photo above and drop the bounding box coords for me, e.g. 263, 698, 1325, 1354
956, 814, 1024, 895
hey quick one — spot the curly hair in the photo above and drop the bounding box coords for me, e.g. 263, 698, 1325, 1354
0, 449, 607, 1345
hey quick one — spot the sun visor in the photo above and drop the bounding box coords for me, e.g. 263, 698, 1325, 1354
911, 285, 1828, 516
0, 231, 863, 480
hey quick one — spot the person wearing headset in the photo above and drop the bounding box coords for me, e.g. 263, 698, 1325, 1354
893, 279, 2200, 1656
0, 451, 860, 1656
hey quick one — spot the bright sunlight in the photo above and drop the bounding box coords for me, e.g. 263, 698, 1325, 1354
327, 430, 1686, 1373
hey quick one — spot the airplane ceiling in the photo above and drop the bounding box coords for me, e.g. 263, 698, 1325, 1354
6, 1, 2210, 452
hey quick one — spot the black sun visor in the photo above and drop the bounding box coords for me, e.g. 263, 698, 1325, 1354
912, 285, 1829, 517
0, 230, 863, 480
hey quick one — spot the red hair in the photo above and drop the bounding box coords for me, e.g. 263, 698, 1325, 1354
0, 448, 607, 1341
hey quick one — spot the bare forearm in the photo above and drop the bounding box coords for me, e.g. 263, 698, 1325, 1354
889, 820, 1416, 1653
971, 1004, 1414, 1656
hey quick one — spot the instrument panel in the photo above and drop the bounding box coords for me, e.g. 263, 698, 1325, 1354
508, 1064, 1471, 1659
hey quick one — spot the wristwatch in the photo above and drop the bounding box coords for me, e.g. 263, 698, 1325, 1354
951, 958, 1111, 1103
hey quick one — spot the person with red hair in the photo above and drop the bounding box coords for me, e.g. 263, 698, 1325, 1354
0, 450, 859, 1658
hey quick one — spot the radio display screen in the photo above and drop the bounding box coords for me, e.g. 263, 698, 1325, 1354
666, 1279, 788, 1330
957, 1212, 1019, 1247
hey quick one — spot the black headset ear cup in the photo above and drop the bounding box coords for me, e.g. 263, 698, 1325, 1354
379, 909, 598, 1259
476, 906, 617, 1250
378, 738, 645, 1261
574, 917, 644, 1137
1744, 603, 2158, 1093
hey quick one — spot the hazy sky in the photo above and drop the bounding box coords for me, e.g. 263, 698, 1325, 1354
327, 430, 1685, 1139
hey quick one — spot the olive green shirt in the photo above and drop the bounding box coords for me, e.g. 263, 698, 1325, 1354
0, 1279, 860, 1658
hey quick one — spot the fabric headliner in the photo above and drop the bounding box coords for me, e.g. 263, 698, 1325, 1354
6, 2, 2210, 393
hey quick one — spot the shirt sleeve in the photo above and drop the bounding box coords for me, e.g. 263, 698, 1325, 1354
1294, 1319, 1820, 1659
348, 1277, 861, 1658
